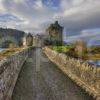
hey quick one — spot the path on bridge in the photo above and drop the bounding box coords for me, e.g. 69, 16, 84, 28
12, 48, 94, 100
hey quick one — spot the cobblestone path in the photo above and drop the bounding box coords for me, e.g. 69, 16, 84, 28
12, 48, 94, 100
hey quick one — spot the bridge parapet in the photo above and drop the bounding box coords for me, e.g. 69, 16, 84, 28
44, 47, 100, 100
0, 47, 30, 100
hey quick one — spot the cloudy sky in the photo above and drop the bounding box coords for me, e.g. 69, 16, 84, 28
0, 0, 100, 44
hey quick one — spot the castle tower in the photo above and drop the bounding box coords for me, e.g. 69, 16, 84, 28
26, 33, 33, 46
46, 21, 63, 45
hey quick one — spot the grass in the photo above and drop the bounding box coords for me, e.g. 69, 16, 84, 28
0, 47, 26, 59
86, 54, 100, 60
52, 46, 74, 53
51, 46, 100, 60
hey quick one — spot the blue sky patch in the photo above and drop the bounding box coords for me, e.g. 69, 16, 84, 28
0, 14, 21, 22
42, 0, 60, 9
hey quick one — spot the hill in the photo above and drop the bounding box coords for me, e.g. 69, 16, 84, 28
0, 28, 26, 47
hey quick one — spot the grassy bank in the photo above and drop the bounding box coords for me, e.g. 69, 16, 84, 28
0, 47, 26, 59
51, 46, 100, 60
52, 46, 74, 53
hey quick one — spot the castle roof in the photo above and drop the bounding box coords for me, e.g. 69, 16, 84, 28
27, 33, 33, 38
47, 21, 63, 31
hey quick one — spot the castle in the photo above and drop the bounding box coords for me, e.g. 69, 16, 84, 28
46, 21, 63, 45
22, 21, 63, 47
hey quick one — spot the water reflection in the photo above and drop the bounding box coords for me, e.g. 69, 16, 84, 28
0, 48, 5, 52
88, 60, 100, 66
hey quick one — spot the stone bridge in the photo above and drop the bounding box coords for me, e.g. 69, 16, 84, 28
0, 47, 99, 100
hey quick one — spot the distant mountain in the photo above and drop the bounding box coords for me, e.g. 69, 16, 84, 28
0, 28, 26, 47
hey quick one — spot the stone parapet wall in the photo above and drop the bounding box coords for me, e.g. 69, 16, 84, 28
44, 47, 100, 100
0, 47, 30, 100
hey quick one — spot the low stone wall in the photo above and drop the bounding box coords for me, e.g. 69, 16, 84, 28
44, 47, 100, 100
0, 47, 30, 100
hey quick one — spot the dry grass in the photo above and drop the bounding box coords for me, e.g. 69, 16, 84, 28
86, 54, 100, 60
0, 47, 26, 59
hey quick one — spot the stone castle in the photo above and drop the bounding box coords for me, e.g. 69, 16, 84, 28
46, 21, 63, 45
22, 21, 63, 46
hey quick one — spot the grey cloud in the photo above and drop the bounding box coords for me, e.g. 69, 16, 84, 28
1, 0, 100, 35
2, 0, 60, 32
65, 32, 100, 43
59, 1, 100, 33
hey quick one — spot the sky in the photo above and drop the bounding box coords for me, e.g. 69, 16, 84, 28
0, 0, 100, 44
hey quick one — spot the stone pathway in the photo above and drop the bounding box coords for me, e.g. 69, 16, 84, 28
12, 48, 95, 100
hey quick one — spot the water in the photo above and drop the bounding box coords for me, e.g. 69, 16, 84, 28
0, 48, 5, 52
88, 60, 100, 66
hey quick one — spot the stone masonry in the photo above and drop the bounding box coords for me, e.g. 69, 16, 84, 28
0, 47, 30, 100
44, 47, 100, 100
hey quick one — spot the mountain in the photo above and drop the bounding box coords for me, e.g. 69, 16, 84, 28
0, 28, 26, 47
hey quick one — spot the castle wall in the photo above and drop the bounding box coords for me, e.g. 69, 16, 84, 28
44, 47, 100, 100
0, 47, 30, 100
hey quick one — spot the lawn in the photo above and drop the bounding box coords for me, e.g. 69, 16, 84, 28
52, 46, 74, 53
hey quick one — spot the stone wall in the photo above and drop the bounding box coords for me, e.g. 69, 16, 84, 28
44, 47, 100, 100
0, 47, 30, 100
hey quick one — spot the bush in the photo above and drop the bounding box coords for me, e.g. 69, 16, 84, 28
52, 46, 75, 53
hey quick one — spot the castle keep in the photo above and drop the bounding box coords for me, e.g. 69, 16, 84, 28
46, 21, 63, 45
